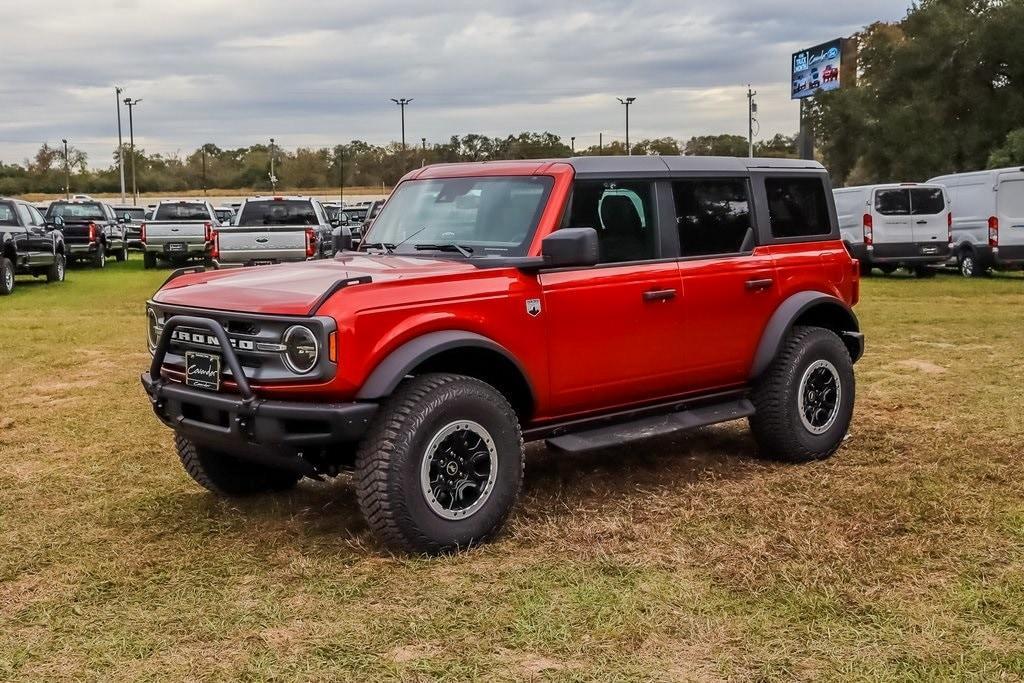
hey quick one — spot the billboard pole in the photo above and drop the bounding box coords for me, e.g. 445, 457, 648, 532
799, 98, 814, 160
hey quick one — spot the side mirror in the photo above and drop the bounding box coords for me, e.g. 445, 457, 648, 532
332, 226, 353, 253
541, 227, 599, 268
53, 215, 65, 227
330, 219, 340, 228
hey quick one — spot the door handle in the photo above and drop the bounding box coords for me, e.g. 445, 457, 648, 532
643, 288, 677, 302
916, 220, 928, 225
745, 278, 774, 292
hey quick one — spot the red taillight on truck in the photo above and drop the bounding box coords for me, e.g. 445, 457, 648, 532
305, 228, 316, 257
948, 212, 953, 244
87, 222, 97, 242
862, 213, 873, 246
140, 222, 147, 243
204, 221, 213, 242
210, 230, 220, 259
988, 216, 999, 247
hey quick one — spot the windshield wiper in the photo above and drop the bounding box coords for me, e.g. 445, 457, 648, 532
361, 241, 397, 254
414, 243, 474, 257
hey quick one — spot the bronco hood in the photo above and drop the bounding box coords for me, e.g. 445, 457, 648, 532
152, 254, 479, 315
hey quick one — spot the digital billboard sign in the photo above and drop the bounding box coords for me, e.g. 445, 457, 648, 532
791, 38, 843, 100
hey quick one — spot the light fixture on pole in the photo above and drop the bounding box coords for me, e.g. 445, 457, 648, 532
617, 97, 636, 156
61, 138, 70, 200
115, 87, 126, 203
390, 98, 413, 150
123, 97, 141, 205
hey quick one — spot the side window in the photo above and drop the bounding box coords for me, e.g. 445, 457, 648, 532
568, 181, 655, 263
14, 203, 32, 227
910, 188, 945, 215
766, 177, 831, 239
27, 206, 46, 226
875, 189, 910, 215
673, 179, 753, 257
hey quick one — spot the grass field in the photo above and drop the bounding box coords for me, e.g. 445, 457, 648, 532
1, 259, 1022, 681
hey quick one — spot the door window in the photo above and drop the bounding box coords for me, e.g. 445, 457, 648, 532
27, 206, 46, 226
14, 203, 32, 227
673, 179, 753, 256
874, 189, 910, 215
910, 188, 945, 215
766, 177, 831, 238
568, 181, 655, 263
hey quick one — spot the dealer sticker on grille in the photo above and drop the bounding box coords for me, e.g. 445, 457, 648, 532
185, 351, 221, 391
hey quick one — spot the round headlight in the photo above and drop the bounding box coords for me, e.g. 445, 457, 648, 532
147, 308, 160, 350
283, 325, 319, 374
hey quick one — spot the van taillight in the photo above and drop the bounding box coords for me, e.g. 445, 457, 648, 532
988, 216, 999, 247
88, 222, 97, 242
204, 221, 213, 242
305, 228, 316, 257
947, 212, 953, 244
210, 231, 220, 259
862, 213, 873, 245
140, 223, 147, 243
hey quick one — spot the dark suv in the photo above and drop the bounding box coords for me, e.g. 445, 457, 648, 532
45, 200, 128, 267
0, 197, 66, 295
142, 156, 864, 554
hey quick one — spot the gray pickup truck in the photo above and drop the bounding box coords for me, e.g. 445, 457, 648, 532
212, 196, 335, 267
142, 200, 217, 269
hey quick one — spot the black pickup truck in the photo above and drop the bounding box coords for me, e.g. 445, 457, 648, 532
45, 200, 128, 268
0, 197, 66, 295
112, 205, 149, 250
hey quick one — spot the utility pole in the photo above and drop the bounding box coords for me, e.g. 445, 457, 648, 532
617, 97, 636, 156
201, 147, 207, 195
269, 137, 277, 192
338, 146, 344, 204
61, 139, 70, 199
124, 97, 141, 205
391, 98, 412, 150
115, 87, 126, 203
599, 132, 603, 152
747, 85, 758, 158
570, 136, 576, 154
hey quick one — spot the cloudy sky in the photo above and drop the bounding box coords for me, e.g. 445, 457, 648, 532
2, 1, 910, 168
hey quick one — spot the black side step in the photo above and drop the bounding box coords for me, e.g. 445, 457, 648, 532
544, 398, 755, 454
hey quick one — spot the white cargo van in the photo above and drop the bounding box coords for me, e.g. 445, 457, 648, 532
833, 183, 952, 276
927, 167, 1024, 277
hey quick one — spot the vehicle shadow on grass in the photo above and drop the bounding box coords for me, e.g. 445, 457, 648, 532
158, 424, 766, 552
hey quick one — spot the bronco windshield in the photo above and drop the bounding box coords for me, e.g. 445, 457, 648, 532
363, 176, 553, 257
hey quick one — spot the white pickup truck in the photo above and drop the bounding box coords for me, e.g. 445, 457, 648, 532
212, 196, 335, 267
141, 200, 218, 269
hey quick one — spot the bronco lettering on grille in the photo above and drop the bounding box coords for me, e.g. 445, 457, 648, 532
170, 328, 255, 351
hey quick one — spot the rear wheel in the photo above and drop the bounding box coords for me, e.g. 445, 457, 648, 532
115, 244, 128, 262
46, 253, 65, 283
355, 373, 524, 554
749, 326, 855, 463
959, 250, 983, 278
143, 251, 157, 269
0, 257, 14, 295
94, 244, 106, 269
175, 434, 300, 496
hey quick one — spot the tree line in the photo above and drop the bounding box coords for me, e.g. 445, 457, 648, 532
0, 132, 798, 197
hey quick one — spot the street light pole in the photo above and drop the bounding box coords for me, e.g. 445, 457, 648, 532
390, 98, 412, 150
747, 85, 758, 158
571, 136, 576, 154
124, 97, 141, 205
617, 97, 636, 156
115, 87, 126, 203
269, 137, 277, 192
61, 138, 70, 200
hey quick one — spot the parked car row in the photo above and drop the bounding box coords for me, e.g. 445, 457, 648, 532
833, 166, 1024, 277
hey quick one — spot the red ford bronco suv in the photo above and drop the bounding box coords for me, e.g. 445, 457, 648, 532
142, 156, 864, 554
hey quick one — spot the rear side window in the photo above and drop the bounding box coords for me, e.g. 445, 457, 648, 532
673, 179, 752, 256
766, 177, 831, 238
910, 188, 945, 215
0, 203, 16, 226
875, 189, 910, 215
569, 181, 656, 263
154, 203, 211, 221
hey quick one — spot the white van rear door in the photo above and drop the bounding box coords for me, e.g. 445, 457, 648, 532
873, 188, 913, 244
909, 187, 948, 244
996, 171, 1024, 248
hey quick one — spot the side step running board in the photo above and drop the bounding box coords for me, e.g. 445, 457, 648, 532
544, 398, 755, 454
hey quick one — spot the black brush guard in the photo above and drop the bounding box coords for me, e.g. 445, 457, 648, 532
141, 315, 377, 475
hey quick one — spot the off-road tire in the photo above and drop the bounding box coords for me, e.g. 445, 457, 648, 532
0, 257, 14, 295
174, 434, 300, 496
46, 254, 65, 283
143, 251, 157, 269
94, 244, 106, 269
354, 373, 524, 555
749, 326, 855, 463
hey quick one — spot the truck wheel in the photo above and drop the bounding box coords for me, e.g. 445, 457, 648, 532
749, 326, 855, 463
355, 373, 524, 554
143, 252, 157, 270
175, 434, 300, 496
46, 254, 65, 283
0, 257, 14, 295
959, 251, 983, 278
858, 261, 872, 277
94, 244, 106, 269
115, 244, 128, 262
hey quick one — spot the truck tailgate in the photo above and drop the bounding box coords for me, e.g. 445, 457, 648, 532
146, 222, 208, 241
217, 225, 309, 264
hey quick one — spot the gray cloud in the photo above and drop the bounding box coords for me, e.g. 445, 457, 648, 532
1, 0, 910, 166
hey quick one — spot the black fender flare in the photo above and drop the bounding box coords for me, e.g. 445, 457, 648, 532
355, 330, 535, 402
749, 292, 862, 380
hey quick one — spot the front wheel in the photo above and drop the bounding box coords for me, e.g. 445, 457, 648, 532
175, 434, 300, 496
46, 253, 65, 283
143, 251, 157, 269
354, 374, 524, 554
0, 257, 14, 295
94, 244, 106, 269
749, 326, 855, 463
115, 244, 128, 262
